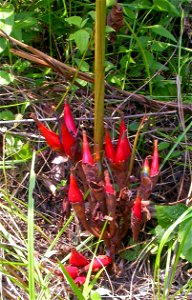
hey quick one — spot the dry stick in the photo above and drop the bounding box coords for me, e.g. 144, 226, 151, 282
0, 30, 93, 84
0, 110, 177, 126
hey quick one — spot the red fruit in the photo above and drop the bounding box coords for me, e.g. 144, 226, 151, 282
60, 121, 76, 157
150, 140, 159, 177
68, 172, 83, 203
105, 129, 115, 163
65, 265, 79, 279
54, 265, 78, 279
64, 102, 77, 135
119, 119, 126, 137
132, 195, 142, 221
84, 255, 112, 272
34, 117, 64, 153
115, 131, 130, 163
82, 131, 94, 165
141, 156, 150, 177
69, 248, 89, 267
74, 276, 86, 285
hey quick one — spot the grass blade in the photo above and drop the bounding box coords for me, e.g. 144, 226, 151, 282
27, 150, 36, 299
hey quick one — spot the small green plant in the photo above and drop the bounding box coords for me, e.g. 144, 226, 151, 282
154, 204, 192, 299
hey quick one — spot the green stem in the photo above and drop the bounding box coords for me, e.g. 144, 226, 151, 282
94, 0, 106, 159
124, 19, 153, 96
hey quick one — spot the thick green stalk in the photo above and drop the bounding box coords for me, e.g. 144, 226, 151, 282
94, 0, 106, 159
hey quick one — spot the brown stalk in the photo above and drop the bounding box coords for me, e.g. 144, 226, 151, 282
105, 192, 117, 238
89, 181, 107, 216
71, 202, 100, 238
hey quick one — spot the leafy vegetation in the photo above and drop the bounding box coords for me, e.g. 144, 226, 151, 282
0, 0, 192, 299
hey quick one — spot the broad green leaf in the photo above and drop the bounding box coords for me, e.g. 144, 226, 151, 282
0, 4, 14, 35
80, 18, 89, 28
88, 11, 95, 20
144, 25, 177, 43
158, 141, 170, 151
65, 16, 82, 28
155, 204, 187, 228
71, 29, 90, 54
123, 7, 136, 20
153, 0, 180, 16
0, 71, 14, 85
74, 58, 90, 72
14, 16, 37, 29
128, 121, 140, 132
0, 110, 14, 121
151, 41, 168, 52
15, 143, 32, 160
178, 213, 192, 263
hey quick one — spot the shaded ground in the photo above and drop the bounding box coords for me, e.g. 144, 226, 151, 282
0, 78, 192, 299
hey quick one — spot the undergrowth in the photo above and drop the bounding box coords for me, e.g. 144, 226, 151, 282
0, 0, 192, 299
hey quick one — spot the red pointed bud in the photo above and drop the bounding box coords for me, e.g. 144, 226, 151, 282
132, 195, 142, 221
119, 119, 126, 137
65, 265, 79, 279
150, 140, 159, 177
115, 131, 131, 163
31, 114, 64, 153
104, 171, 115, 195
68, 172, 83, 203
60, 121, 76, 157
118, 120, 130, 151
69, 248, 89, 267
74, 276, 86, 285
82, 131, 94, 165
54, 265, 79, 279
64, 102, 77, 135
141, 156, 150, 177
105, 129, 115, 163
84, 255, 112, 272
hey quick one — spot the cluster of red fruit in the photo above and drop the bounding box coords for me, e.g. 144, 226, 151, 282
54, 248, 112, 286
32, 102, 159, 254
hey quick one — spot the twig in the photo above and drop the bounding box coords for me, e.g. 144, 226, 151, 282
0, 110, 177, 126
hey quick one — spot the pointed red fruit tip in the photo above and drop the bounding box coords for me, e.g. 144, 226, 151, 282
105, 129, 115, 163
141, 156, 150, 177
119, 119, 126, 137
84, 255, 112, 272
82, 131, 94, 165
115, 131, 131, 163
132, 195, 142, 221
69, 248, 89, 267
150, 140, 159, 177
74, 276, 86, 285
104, 171, 115, 195
60, 121, 75, 157
31, 114, 64, 153
64, 102, 77, 135
68, 171, 83, 203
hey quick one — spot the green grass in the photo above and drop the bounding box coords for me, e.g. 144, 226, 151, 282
0, 0, 192, 298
